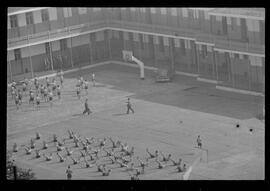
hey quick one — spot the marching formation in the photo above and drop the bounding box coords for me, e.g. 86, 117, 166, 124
12, 130, 189, 180
9, 71, 65, 110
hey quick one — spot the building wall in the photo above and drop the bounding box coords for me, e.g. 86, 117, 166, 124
7, 8, 265, 93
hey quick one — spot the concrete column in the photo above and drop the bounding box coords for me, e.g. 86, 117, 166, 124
169, 38, 175, 75
107, 30, 112, 59
247, 59, 251, 91
70, 36, 74, 68
89, 33, 93, 64
196, 44, 200, 75
214, 50, 219, 82
8, 52, 13, 82
230, 54, 235, 88
48, 32, 54, 71
27, 32, 34, 78
28, 46, 34, 78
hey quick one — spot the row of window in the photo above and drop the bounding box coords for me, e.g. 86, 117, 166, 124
10, 9, 49, 28
9, 8, 263, 38
13, 39, 67, 60
12, 35, 261, 63
9, 8, 104, 28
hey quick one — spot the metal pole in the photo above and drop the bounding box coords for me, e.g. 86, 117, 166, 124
8, 51, 13, 83
169, 38, 175, 75
27, 31, 34, 79
247, 59, 251, 91
230, 53, 235, 88
67, 9, 74, 68
214, 50, 219, 83
108, 30, 112, 59
196, 43, 200, 75
89, 33, 93, 64
70, 35, 74, 68
48, 31, 54, 71
211, 46, 215, 79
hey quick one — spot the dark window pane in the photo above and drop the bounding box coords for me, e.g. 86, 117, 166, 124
10, 15, 18, 28
14, 49, 21, 61
26, 12, 34, 25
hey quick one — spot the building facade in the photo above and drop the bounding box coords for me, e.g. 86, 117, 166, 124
7, 8, 265, 93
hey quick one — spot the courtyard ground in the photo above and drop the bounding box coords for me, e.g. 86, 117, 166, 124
7, 62, 264, 180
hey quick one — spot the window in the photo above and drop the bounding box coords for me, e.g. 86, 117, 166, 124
63, 8, 72, 17
93, 8, 101, 12
14, 49, 21, 61
10, 15, 18, 28
202, 45, 207, 58
139, 34, 144, 50
150, 8, 156, 14
143, 34, 149, 43
26, 12, 34, 25
174, 38, 180, 48
78, 8, 87, 14
182, 8, 188, 17
45, 42, 50, 54
194, 9, 199, 19
41, 9, 49, 22
159, 36, 164, 52
204, 11, 210, 20
231, 17, 236, 30
234, 53, 239, 59
243, 54, 248, 60
180, 39, 185, 55
160, 8, 167, 15
140, 8, 146, 13
171, 8, 177, 16
60, 39, 67, 50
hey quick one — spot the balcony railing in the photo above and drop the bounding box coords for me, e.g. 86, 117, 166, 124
7, 21, 108, 50
7, 19, 265, 55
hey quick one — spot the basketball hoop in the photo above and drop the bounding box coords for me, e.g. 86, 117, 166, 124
122, 50, 133, 61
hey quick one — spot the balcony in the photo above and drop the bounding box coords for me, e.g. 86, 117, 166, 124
7, 21, 108, 50
7, 19, 265, 56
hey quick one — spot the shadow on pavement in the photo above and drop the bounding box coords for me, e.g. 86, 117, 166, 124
112, 113, 127, 116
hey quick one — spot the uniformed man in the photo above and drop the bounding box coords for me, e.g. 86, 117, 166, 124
83, 98, 92, 115
126, 98, 134, 114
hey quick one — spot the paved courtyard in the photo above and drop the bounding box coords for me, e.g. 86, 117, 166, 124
7, 63, 264, 180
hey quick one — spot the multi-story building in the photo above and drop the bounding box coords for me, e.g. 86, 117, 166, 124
7, 7, 265, 94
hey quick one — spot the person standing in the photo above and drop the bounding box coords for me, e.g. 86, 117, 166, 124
15, 94, 20, 110
76, 85, 81, 100
84, 80, 89, 95
197, 135, 202, 149
126, 98, 135, 114
66, 166, 73, 180
83, 98, 92, 115
48, 90, 53, 107
56, 85, 61, 100
17, 89, 23, 105
36, 94, 41, 110
60, 70, 64, 87
92, 73, 96, 87
22, 80, 27, 95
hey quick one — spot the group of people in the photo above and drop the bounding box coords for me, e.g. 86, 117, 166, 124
10, 71, 204, 180
13, 129, 194, 180
75, 73, 96, 100
10, 71, 65, 110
